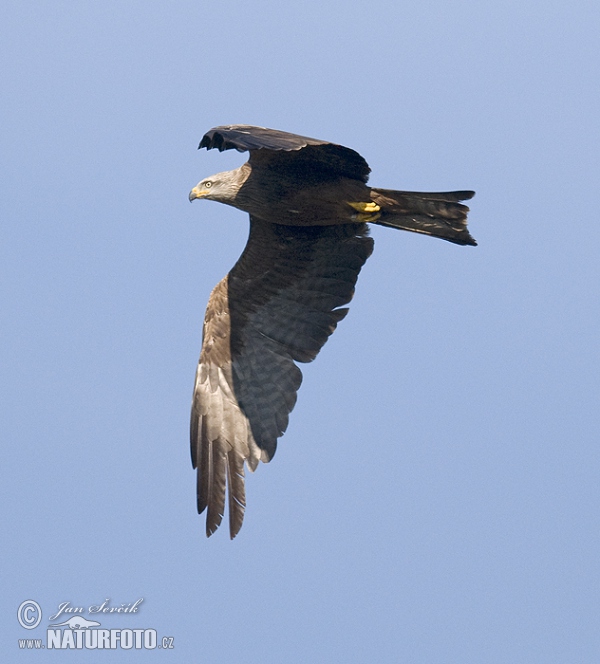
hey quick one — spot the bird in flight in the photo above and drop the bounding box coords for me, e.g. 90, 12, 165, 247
189, 125, 476, 538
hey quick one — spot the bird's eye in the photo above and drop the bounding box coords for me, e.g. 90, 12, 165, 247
204, 181, 212, 188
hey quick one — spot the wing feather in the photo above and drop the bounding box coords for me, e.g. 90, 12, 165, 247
199, 125, 371, 183
191, 217, 373, 537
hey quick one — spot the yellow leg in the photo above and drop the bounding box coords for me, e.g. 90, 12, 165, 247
353, 211, 381, 222
347, 201, 381, 214
347, 201, 381, 223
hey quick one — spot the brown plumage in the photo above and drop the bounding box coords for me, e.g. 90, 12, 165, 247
189, 125, 476, 538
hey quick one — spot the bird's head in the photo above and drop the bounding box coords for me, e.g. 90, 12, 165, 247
189, 168, 244, 205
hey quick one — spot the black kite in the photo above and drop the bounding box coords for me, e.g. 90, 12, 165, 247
188, 125, 475, 538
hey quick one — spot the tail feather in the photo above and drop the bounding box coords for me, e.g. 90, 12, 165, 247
371, 188, 476, 246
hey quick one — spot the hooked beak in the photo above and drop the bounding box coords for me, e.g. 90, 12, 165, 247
189, 186, 207, 202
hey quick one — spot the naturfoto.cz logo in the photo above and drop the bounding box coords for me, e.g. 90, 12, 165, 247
17, 598, 174, 651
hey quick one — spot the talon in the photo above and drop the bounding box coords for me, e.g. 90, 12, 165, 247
348, 201, 381, 214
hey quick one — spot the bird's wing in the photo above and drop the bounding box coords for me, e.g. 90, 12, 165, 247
191, 217, 374, 538
199, 125, 371, 183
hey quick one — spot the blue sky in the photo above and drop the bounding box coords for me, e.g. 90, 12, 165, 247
2, 1, 599, 661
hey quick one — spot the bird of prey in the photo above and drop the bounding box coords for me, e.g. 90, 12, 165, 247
189, 124, 475, 538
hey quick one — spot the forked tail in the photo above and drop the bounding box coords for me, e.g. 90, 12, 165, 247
370, 188, 476, 246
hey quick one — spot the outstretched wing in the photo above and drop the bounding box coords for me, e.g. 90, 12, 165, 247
199, 125, 371, 183
191, 218, 374, 538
